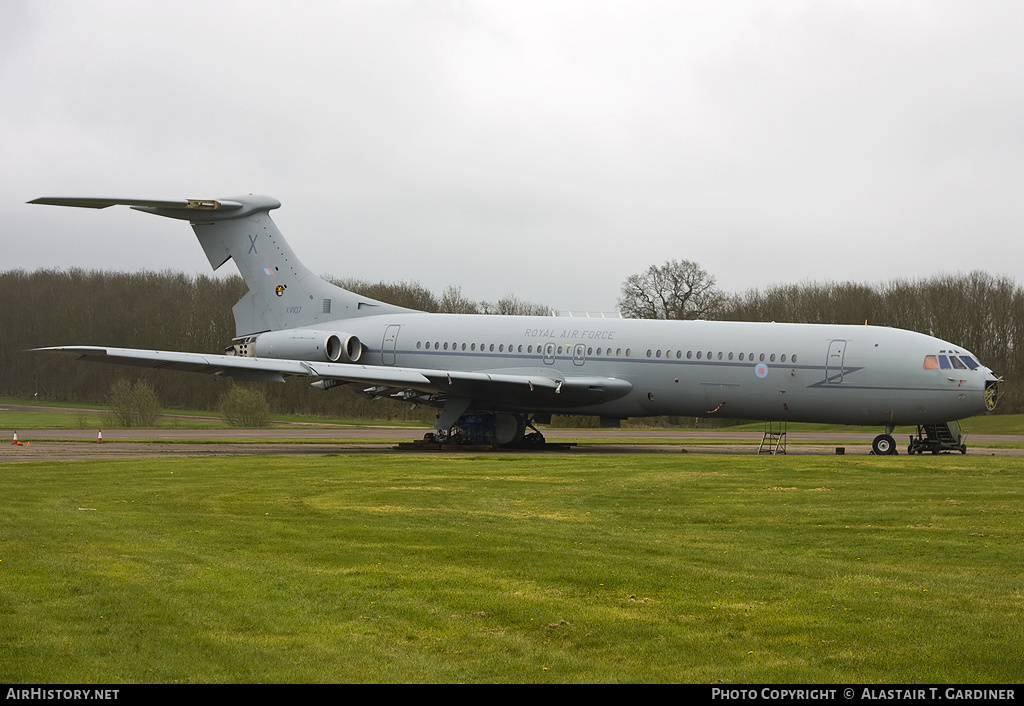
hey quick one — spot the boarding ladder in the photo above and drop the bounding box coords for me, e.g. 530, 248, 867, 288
758, 420, 787, 455
907, 421, 968, 455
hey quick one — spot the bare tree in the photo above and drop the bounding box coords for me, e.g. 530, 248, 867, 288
479, 294, 549, 316
438, 285, 480, 314
618, 259, 724, 319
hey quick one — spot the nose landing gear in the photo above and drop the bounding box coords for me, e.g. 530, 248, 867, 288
871, 431, 898, 455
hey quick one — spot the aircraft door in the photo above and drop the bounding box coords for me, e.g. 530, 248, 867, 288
826, 339, 846, 383
573, 343, 586, 366
382, 325, 400, 365
543, 343, 556, 365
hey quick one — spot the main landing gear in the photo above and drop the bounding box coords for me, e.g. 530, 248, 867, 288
424, 413, 547, 448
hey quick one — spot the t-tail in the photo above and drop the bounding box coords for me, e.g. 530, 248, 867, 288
29, 196, 412, 338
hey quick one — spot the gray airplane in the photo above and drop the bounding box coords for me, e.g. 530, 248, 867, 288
30, 195, 1001, 454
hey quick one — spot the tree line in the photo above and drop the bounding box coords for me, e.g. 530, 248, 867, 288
3, 265, 1021, 417
0, 269, 548, 423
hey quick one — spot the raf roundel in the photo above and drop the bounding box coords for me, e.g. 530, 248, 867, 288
755, 363, 768, 378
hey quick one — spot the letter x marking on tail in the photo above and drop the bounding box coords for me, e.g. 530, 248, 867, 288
248, 234, 259, 254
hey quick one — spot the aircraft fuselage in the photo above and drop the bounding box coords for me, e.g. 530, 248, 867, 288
255, 312, 996, 426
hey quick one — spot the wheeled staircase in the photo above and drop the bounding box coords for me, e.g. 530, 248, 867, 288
907, 421, 968, 455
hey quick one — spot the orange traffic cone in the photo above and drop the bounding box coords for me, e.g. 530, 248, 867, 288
11, 430, 17, 445
97, 429, 103, 443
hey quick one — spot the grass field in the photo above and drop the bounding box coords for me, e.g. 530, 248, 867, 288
2, 453, 1022, 683
4, 396, 1024, 435
0, 401, 430, 432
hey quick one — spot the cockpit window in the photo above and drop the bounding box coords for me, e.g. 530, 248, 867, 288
960, 355, 979, 370
949, 356, 967, 370
924, 355, 938, 369
938, 355, 951, 369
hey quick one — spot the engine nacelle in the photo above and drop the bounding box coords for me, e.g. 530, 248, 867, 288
250, 328, 363, 363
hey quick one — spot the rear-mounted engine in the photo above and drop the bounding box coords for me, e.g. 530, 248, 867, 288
227, 329, 363, 363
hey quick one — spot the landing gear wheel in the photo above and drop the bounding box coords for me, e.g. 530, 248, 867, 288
493, 414, 526, 446
523, 431, 545, 446
872, 433, 897, 455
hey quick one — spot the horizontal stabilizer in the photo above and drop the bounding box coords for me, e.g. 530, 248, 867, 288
28, 197, 244, 212
29, 193, 405, 334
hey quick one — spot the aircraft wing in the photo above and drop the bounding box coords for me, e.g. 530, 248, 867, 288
34, 346, 632, 408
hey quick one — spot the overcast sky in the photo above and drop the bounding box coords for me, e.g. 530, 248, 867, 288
3, 0, 1022, 313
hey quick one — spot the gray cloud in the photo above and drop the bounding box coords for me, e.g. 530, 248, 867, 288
4, 0, 1022, 313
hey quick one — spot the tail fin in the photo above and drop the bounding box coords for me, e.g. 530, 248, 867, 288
29, 195, 412, 336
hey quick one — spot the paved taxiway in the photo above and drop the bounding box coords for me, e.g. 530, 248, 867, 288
2, 428, 1021, 462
